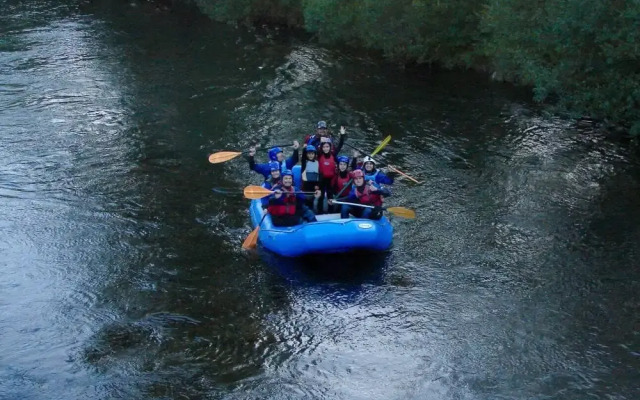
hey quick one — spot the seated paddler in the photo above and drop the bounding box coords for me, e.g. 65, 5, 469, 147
331, 169, 390, 220
267, 169, 319, 227
260, 161, 282, 208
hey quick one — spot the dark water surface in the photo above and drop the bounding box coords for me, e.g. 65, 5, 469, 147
1, 1, 639, 399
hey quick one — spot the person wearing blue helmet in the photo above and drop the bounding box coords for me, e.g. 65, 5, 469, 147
258, 161, 282, 208
300, 144, 321, 212
267, 169, 318, 226
248, 140, 299, 179
331, 155, 352, 198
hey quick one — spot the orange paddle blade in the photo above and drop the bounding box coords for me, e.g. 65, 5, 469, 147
243, 185, 274, 199
386, 207, 416, 219
208, 151, 242, 164
242, 226, 260, 249
388, 165, 421, 184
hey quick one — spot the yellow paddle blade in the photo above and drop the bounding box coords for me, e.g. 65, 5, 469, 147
242, 226, 260, 249
208, 151, 242, 164
243, 185, 274, 199
386, 206, 416, 219
371, 135, 391, 157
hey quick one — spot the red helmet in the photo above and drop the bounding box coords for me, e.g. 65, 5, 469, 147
351, 169, 364, 178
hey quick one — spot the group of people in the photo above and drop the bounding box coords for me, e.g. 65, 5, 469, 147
248, 121, 395, 227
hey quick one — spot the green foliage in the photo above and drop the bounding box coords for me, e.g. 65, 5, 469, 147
191, 0, 640, 132
302, 0, 483, 67
481, 0, 640, 131
193, 0, 303, 25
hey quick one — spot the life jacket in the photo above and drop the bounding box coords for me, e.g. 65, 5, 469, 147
364, 169, 379, 182
333, 172, 351, 195
267, 186, 297, 216
303, 160, 319, 182
354, 184, 383, 206
318, 153, 336, 179
304, 134, 317, 147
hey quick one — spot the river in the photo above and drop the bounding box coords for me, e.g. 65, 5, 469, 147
1, 1, 638, 399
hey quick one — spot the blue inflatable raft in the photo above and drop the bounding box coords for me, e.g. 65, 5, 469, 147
248, 165, 393, 257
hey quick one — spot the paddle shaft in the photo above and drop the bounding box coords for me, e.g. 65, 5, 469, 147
245, 143, 293, 154
335, 178, 353, 198
331, 200, 377, 210
344, 142, 420, 183
343, 142, 379, 163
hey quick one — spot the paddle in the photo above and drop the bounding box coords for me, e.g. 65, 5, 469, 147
371, 135, 391, 157
344, 135, 390, 159
335, 178, 353, 199
331, 200, 416, 219
242, 212, 268, 250
208, 143, 293, 164
387, 165, 422, 184
243, 185, 315, 200
343, 140, 420, 184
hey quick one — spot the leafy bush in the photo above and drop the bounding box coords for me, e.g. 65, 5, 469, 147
481, 0, 640, 131
191, 0, 640, 133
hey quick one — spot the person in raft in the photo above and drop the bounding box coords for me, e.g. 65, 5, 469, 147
361, 156, 394, 185
330, 169, 391, 220
248, 141, 299, 179
300, 144, 321, 212
303, 120, 331, 149
267, 169, 319, 227
331, 155, 352, 197
259, 161, 283, 209
316, 138, 340, 213
303, 121, 346, 153
350, 149, 364, 171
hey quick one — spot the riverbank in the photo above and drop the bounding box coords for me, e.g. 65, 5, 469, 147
178, 0, 639, 137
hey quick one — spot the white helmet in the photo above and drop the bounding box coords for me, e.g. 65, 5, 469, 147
363, 156, 376, 165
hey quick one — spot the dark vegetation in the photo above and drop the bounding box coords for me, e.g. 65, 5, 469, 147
185, 0, 639, 135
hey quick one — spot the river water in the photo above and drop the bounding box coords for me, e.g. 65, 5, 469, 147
1, 1, 639, 399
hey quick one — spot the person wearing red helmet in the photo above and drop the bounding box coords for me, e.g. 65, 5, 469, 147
332, 169, 390, 220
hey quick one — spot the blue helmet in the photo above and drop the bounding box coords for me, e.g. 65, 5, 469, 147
337, 155, 349, 164
317, 120, 327, 129
268, 147, 283, 161
282, 169, 293, 177
268, 161, 280, 172
306, 145, 316, 153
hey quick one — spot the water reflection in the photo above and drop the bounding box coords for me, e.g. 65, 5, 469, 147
1, 1, 639, 399
257, 249, 389, 287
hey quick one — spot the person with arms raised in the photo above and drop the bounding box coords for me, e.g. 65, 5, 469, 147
248, 141, 299, 179
304, 122, 346, 153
